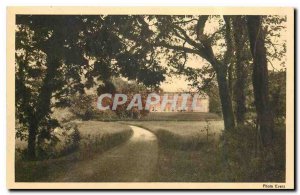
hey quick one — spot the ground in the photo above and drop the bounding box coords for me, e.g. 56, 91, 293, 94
15, 112, 285, 182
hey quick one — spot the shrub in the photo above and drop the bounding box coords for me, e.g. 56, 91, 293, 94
16, 123, 82, 160
70, 94, 96, 120
212, 124, 286, 182
58, 123, 81, 156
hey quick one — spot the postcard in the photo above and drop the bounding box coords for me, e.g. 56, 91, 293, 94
7, 7, 294, 189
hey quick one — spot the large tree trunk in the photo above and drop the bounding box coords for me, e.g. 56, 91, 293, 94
216, 66, 235, 130
232, 16, 248, 125
26, 57, 60, 160
221, 16, 235, 130
246, 16, 274, 147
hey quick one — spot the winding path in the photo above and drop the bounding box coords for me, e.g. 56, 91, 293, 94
56, 126, 158, 182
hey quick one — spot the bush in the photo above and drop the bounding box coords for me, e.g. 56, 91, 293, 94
211, 123, 286, 182
269, 71, 286, 121
70, 94, 96, 120
16, 123, 82, 160
58, 123, 81, 156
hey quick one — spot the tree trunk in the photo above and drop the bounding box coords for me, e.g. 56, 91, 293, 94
216, 66, 235, 130
232, 16, 247, 125
36, 57, 60, 122
246, 16, 274, 147
27, 121, 37, 160
223, 16, 234, 101
227, 64, 234, 99
27, 56, 60, 160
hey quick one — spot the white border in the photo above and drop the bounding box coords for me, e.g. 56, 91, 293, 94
1, 0, 299, 194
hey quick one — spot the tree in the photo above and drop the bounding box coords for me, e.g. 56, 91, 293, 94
69, 94, 96, 120
83, 16, 166, 91
16, 15, 89, 159
115, 15, 236, 130
231, 16, 249, 124
98, 78, 151, 119
269, 71, 286, 121
206, 83, 222, 116
16, 15, 166, 159
246, 16, 274, 148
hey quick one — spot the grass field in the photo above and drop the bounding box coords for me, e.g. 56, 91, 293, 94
15, 121, 132, 182
123, 120, 224, 150
78, 121, 131, 134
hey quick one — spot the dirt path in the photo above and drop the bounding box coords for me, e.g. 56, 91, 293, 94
55, 126, 158, 182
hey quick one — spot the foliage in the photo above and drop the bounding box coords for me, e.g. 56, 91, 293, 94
59, 124, 81, 157
15, 15, 167, 159
15, 15, 89, 159
70, 94, 96, 120
96, 78, 151, 119
206, 83, 222, 116
83, 16, 167, 89
269, 71, 286, 120
263, 16, 287, 70
17, 123, 81, 160
213, 123, 285, 182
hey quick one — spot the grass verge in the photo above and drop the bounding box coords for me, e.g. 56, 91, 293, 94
123, 121, 224, 150
15, 121, 132, 182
